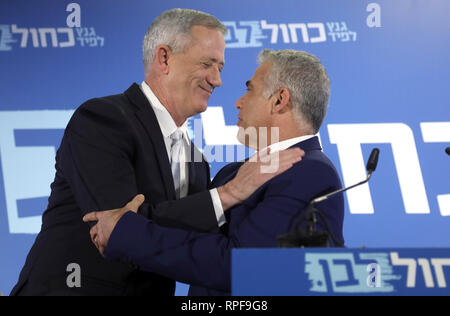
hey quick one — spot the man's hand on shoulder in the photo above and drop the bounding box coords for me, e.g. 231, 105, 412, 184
217, 147, 305, 211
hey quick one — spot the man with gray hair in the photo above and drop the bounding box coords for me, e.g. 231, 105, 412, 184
84, 49, 345, 296
11, 9, 303, 296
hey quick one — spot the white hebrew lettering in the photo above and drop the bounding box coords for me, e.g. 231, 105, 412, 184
328, 123, 430, 215
288, 23, 309, 43
390, 252, 417, 288
421, 122, 450, 216
431, 259, 450, 288
38, 28, 58, 47
0, 111, 74, 234
11, 24, 28, 47
341, 32, 350, 42
340, 22, 348, 32
97, 36, 104, 47
328, 32, 339, 42
326, 22, 336, 32
278, 24, 290, 43
75, 27, 84, 37
57, 28, 75, 47
88, 37, 97, 47
261, 20, 278, 44
200, 107, 240, 146
29, 28, 39, 47
307, 23, 326, 43
417, 258, 435, 288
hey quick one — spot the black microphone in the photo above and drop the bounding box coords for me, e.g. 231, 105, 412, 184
309, 148, 379, 206
446, 147, 450, 156
366, 148, 380, 173
278, 148, 380, 248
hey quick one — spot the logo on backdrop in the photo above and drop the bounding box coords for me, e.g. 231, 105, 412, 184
0, 24, 105, 50
305, 250, 450, 294
223, 20, 358, 48
0, 3, 105, 51
223, 3, 382, 48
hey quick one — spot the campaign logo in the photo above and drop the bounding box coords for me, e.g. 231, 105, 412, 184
305, 252, 398, 293
223, 20, 357, 48
305, 251, 450, 294
0, 24, 105, 51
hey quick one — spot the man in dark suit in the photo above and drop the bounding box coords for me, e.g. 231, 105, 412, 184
11, 10, 303, 296
83, 49, 345, 295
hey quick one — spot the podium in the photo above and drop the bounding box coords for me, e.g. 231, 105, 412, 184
232, 248, 450, 296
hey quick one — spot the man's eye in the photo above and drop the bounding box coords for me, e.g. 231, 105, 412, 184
202, 62, 212, 68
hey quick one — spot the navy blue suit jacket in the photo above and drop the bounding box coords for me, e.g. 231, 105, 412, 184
106, 136, 345, 295
11, 83, 218, 296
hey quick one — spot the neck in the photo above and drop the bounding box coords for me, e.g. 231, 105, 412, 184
145, 77, 187, 127
258, 123, 309, 150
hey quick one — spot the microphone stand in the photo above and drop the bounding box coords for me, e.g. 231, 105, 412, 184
277, 199, 346, 248
278, 148, 380, 248
277, 203, 331, 248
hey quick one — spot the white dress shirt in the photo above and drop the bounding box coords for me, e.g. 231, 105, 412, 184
140, 81, 225, 226
264, 135, 317, 154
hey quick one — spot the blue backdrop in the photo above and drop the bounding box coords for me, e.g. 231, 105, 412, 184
1, 0, 449, 295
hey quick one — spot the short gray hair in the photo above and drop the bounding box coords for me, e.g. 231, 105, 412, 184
258, 49, 330, 134
143, 8, 227, 68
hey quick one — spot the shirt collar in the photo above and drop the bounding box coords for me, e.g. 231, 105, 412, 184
264, 135, 317, 154
140, 81, 189, 144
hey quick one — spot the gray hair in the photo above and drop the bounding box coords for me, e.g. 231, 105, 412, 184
143, 8, 227, 68
258, 49, 330, 134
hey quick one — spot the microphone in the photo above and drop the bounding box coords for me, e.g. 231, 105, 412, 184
446, 147, 450, 156
278, 148, 380, 248
311, 148, 380, 205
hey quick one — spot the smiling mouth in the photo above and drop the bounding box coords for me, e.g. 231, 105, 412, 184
199, 85, 213, 95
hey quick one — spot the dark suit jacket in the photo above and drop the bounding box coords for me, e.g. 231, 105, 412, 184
11, 83, 219, 296
104, 136, 345, 296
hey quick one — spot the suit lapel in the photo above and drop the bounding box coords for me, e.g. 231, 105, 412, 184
124, 83, 176, 200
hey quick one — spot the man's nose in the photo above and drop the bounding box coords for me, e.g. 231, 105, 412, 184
207, 67, 222, 88
235, 96, 243, 109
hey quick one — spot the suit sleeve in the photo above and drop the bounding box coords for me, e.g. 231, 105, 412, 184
144, 192, 219, 233
105, 160, 345, 292
58, 98, 218, 232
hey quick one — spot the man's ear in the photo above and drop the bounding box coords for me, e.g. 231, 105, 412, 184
272, 88, 291, 114
154, 45, 172, 74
